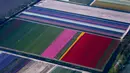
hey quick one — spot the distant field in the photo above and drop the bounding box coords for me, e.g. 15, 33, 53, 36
92, 0, 130, 12
58, 0, 93, 5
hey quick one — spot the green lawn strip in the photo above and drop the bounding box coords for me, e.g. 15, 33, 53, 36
0, 22, 35, 48
55, 32, 81, 59
0, 19, 64, 55
7, 20, 64, 54
13, 24, 47, 51
50, 67, 81, 73
0, 19, 25, 42
24, 26, 63, 55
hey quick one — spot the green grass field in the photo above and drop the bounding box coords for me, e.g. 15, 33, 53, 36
50, 67, 81, 73
0, 19, 64, 55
